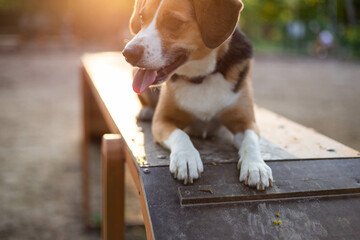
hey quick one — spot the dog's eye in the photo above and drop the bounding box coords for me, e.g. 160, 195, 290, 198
163, 16, 185, 32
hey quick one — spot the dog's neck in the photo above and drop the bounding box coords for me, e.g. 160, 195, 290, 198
170, 40, 227, 85
170, 29, 253, 88
174, 47, 219, 78
171, 73, 207, 84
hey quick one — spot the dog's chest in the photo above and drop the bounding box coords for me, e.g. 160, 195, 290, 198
170, 73, 241, 121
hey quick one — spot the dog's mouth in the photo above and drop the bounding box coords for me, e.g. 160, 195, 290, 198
132, 53, 188, 94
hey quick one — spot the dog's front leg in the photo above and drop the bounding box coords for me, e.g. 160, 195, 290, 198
152, 109, 203, 185
164, 129, 203, 184
234, 129, 273, 190
220, 86, 273, 190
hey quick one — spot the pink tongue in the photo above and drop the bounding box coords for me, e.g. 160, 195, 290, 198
133, 69, 157, 94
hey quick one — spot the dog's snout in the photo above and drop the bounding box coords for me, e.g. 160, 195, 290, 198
122, 45, 144, 65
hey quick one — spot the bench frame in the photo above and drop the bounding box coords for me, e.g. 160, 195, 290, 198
81, 66, 154, 240
80, 53, 359, 240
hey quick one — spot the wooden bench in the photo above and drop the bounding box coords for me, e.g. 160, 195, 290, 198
81, 52, 360, 240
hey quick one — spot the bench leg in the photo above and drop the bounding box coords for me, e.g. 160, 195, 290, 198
102, 134, 125, 240
81, 67, 91, 227
81, 66, 111, 228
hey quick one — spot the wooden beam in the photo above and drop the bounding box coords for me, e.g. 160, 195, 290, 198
81, 67, 91, 228
102, 134, 125, 240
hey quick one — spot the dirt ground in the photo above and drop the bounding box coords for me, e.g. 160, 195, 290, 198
252, 54, 360, 150
0, 48, 359, 240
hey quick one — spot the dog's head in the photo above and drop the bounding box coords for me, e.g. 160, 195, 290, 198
123, 0, 243, 93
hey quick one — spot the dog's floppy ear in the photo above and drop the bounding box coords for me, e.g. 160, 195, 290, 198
129, 0, 145, 35
193, 0, 243, 49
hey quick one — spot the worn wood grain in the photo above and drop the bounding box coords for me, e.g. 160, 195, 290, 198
256, 106, 359, 158
142, 162, 360, 240
178, 158, 360, 205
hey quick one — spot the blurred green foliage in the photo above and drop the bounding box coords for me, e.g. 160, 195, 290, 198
240, 0, 360, 58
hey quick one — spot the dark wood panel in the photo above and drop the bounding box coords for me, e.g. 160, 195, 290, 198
178, 158, 360, 205
179, 180, 360, 205
141, 158, 360, 239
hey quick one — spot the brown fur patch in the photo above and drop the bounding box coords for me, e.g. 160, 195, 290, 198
225, 60, 253, 92
219, 81, 259, 136
156, 0, 212, 61
192, 0, 243, 48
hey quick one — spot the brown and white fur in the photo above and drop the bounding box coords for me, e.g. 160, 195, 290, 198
123, 0, 273, 190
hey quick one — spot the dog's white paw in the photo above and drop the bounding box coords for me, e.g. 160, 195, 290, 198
169, 148, 203, 185
136, 107, 154, 121
238, 153, 273, 190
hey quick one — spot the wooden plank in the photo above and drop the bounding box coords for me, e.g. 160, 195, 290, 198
256, 105, 359, 158
179, 180, 360, 205
81, 52, 359, 164
178, 158, 360, 205
101, 134, 125, 240
81, 57, 155, 240
81, 58, 142, 187
141, 164, 360, 240
80, 67, 91, 227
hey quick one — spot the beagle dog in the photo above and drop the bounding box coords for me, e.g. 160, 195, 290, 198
122, 0, 273, 190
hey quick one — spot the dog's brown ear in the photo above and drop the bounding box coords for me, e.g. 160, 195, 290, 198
129, 0, 145, 35
193, 0, 243, 49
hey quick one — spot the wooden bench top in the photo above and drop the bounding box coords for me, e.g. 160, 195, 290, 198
82, 52, 360, 240
81, 52, 358, 164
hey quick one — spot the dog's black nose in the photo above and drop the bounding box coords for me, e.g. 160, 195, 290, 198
122, 45, 144, 65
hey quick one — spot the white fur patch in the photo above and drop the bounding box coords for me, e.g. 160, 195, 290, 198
164, 129, 203, 180
235, 130, 273, 189
176, 49, 218, 77
125, 0, 166, 68
171, 73, 241, 121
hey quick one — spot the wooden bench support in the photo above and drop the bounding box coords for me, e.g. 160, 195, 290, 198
81, 66, 110, 228
81, 67, 91, 228
102, 134, 125, 240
